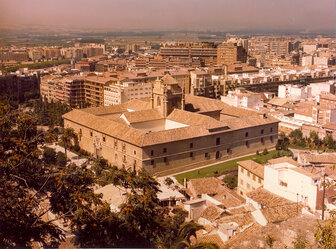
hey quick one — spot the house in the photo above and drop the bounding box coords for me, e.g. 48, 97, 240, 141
237, 160, 264, 197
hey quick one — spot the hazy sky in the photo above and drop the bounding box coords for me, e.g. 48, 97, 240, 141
0, 0, 335, 31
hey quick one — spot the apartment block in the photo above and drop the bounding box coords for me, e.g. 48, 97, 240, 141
217, 42, 247, 65
104, 81, 152, 106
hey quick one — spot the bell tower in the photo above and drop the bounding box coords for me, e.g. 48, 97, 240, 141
151, 74, 184, 117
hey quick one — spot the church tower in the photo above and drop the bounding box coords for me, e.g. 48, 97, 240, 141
151, 74, 185, 117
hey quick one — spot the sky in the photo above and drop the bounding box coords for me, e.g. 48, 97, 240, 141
0, 0, 335, 32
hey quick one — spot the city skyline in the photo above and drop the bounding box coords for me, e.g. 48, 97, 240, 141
0, 0, 335, 32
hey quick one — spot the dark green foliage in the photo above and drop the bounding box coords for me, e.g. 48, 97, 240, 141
0, 103, 64, 247
56, 151, 67, 167
116, 48, 125, 54
43, 147, 57, 165
1, 59, 71, 73
223, 173, 238, 189
314, 212, 336, 249
165, 177, 174, 186
289, 129, 303, 139
263, 148, 269, 155
292, 234, 309, 249
33, 98, 72, 127
1, 103, 219, 248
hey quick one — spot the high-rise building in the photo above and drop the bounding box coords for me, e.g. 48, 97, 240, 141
217, 42, 247, 65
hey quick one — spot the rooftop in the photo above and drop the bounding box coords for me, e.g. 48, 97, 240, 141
237, 160, 264, 179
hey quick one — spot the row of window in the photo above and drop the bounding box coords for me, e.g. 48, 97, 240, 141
245, 136, 274, 147
245, 127, 273, 138
240, 167, 262, 184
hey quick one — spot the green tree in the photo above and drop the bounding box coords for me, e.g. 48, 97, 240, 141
289, 129, 303, 140
0, 103, 64, 247
310, 131, 321, 147
223, 174, 238, 189
157, 221, 218, 249
263, 148, 269, 155
56, 151, 67, 168
322, 135, 335, 150
43, 147, 57, 165
314, 212, 336, 249
60, 127, 77, 158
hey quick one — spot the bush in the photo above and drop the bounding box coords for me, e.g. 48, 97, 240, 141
43, 147, 56, 165
263, 148, 268, 155
223, 174, 238, 190
256, 150, 260, 156
56, 151, 67, 168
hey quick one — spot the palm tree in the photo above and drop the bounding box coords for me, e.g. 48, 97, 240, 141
60, 127, 77, 159
158, 221, 219, 249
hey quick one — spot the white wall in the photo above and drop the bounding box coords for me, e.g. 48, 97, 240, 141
309, 82, 333, 96
294, 113, 313, 123
264, 163, 318, 212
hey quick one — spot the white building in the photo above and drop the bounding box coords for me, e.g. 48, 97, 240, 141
278, 84, 311, 100
221, 88, 263, 109
313, 56, 328, 67
309, 81, 335, 96
303, 44, 317, 54
264, 160, 320, 212
104, 81, 152, 106
301, 56, 313, 66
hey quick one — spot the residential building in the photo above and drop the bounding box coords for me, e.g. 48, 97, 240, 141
190, 70, 219, 98
237, 160, 264, 197
104, 81, 152, 106
264, 158, 319, 212
43, 47, 61, 59
217, 42, 247, 65
40, 75, 85, 107
278, 84, 311, 100
84, 76, 117, 106
221, 88, 263, 109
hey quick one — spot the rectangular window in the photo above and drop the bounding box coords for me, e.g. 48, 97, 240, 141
245, 141, 249, 147
261, 129, 264, 134
190, 152, 193, 157
205, 153, 209, 158
134, 150, 136, 155
90, 131, 93, 137
151, 150, 154, 156
103, 136, 106, 142
247, 171, 251, 177
270, 136, 273, 142
241, 167, 244, 173
240, 179, 244, 185
253, 175, 256, 181
163, 148, 167, 153
270, 127, 273, 132
258, 178, 262, 184
190, 143, 193, 148
245, 132, 248, 137
164, 157, 167, 163
261, 138, 264, 144
216, 137, 220, 145
151, 159, 154, 165
114, 140, 118, 149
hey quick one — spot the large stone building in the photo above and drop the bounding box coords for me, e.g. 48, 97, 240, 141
63, 75, 279, 176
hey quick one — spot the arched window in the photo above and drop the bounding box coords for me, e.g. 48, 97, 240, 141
157, 96, 161, 107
